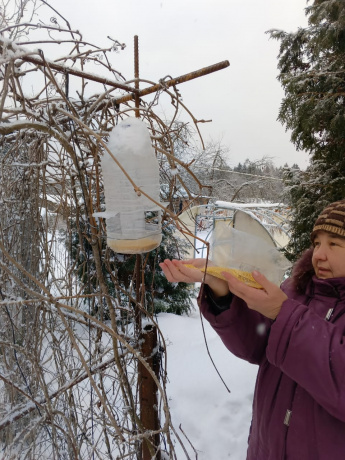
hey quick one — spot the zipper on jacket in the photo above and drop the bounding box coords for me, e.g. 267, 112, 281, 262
284, 409, 292, 426
281, 382, 297, 459
325, 308, 334, 321
281, 408, 293, 460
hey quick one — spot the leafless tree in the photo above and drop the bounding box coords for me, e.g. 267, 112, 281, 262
0, 1, 217, 458
171, 129, 285, 204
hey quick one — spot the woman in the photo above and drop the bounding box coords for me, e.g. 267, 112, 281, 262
160, 199, 345, 459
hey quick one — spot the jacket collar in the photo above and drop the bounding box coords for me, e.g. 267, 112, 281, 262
306, 276, 345, 300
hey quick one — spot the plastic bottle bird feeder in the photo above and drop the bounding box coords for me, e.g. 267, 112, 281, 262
96, 117, 162, 254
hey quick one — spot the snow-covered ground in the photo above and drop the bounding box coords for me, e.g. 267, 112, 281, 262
157, 302, 258, 459
154, 213, 264, 459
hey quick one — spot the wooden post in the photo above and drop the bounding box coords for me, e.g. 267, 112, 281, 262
133, 36, 161, 460
139, 324, 161, 460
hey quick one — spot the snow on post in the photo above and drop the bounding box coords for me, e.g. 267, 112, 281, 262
99, 117, 162, 254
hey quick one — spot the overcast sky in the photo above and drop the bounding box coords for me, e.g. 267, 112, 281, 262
53, 0, 309, 169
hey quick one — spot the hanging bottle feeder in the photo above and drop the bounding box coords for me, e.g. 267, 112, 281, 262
96, 117, 162, 254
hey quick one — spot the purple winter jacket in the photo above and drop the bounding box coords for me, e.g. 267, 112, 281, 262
198, 251, 345, 460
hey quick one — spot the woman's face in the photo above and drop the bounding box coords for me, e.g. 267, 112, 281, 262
312, 231, 345, 279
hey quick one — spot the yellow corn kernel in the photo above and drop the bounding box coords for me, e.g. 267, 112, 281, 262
184, 264, 263, 289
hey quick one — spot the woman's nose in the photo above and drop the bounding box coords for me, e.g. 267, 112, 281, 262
314, 245, 327, 260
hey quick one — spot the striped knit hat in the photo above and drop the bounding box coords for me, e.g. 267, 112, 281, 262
311, 199, 345, 241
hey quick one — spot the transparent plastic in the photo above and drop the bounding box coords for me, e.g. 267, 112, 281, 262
97, 117, 162, 254
210, 222, 290, 286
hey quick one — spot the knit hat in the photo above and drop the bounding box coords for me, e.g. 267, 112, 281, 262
311, 199, 345, 241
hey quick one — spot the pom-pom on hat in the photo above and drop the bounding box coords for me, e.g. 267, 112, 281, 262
311, 199, 345, 241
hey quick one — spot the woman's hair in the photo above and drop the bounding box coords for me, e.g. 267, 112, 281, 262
312, 230, 345, 243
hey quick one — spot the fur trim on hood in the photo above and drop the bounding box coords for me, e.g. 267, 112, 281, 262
290, 247, 315, 294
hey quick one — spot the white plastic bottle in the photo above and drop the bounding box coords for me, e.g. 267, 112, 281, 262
98, 117, 162, 254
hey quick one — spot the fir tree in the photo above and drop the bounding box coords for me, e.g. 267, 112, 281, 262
269, 0, 345, 259
70, 220, 195, 318
115, 224, 195, 316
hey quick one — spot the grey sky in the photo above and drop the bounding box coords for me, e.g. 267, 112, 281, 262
55, 0, 309, 168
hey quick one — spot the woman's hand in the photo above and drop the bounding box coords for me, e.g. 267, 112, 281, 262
159, 258, 230, 298
222, 270, 288, 320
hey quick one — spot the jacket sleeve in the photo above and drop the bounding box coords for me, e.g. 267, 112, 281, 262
198, 285, 273, 365
267, 296, 345, 422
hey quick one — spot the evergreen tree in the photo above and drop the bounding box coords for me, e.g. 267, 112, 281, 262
282, 160, 344, 258
269, 0, 345, 259
115, 224, 195, 316
70, 220, 195, 318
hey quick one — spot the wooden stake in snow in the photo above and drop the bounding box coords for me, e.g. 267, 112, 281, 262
139, 324, 161, 460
